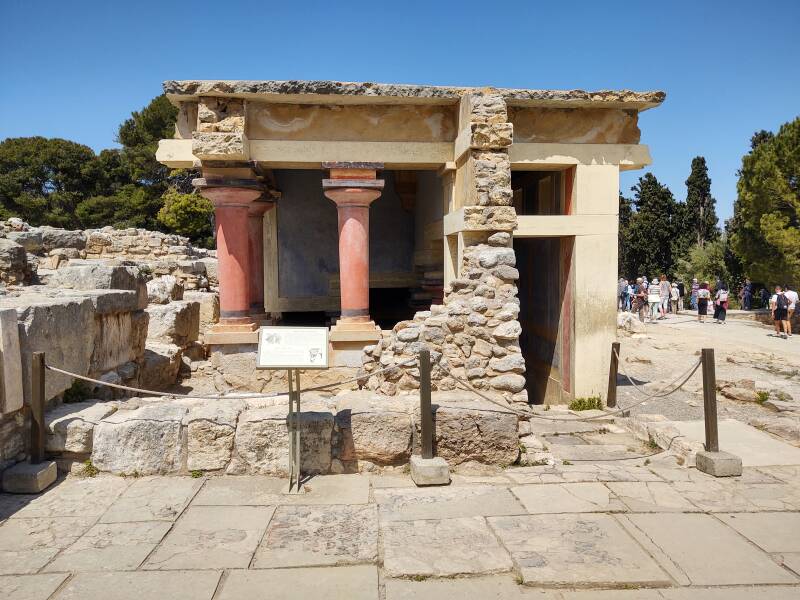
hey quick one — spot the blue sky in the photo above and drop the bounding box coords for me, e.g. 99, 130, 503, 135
2, 0, 798, 221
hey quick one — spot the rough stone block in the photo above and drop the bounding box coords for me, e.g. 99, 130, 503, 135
45, 401, 117, 453
0, 238, 28, 283
92, 403, 187, 475
695, 450, 743, 477
186, 400, 245, 472
2, 460, 57, 493
139, 344, 182, 390
192, 131, 248, 160
228, 405, 334, 476
0, 308, 23, 414
146, 301, 200, 346
414, 394, 518, 466
334, 392, 413, 465
410, 455, 450, 486
183, 291, 219, 333
146, 275, 185, 304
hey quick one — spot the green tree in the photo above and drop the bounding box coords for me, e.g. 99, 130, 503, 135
0, 137, 103, 227
676, 236, 738, 290
157, 189, 214, 248
683, 156, 719, 248
619, 173, 681, 278
730, 117, 800, 286
116, 95, 178, 190
75, 185, 163, 230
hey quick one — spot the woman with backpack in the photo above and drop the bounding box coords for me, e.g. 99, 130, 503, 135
697, 282, 711, 323
772, 285, 791, 339
714, 283, 729, 324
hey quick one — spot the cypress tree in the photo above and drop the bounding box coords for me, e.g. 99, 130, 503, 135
684, 156, 719, 247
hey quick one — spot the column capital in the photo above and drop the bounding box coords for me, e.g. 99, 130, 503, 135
195, 181, 263, 208
323, 186, 383, 208
248, 199, 275, 217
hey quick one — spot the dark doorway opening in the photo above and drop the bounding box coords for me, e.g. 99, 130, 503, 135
514, 236, 573, 404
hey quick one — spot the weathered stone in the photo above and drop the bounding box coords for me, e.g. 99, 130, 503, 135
38, 227, 86, 251
216, 566, 376, 600
45, 401, 116, 453
92, 403, 187, 475
409, 455, 450, 486
0, 309, 23, 415
144, 505, 272, 569
695, 450, 743, 477
146, 275, 185, 304
493, 320, 521, 340
229, 405, 333, 475
0, 239, 27, 283
415, 394, 518, 465
1, 461, 57, 494
54, 571, 221, 600
488, 353, 525, 373
0, 515, 95, 574
192, 131, 248, 160
382, 516, 513, 577
335, 392, 413, 465
251, 505, 377, 568
186, 400, 245, 471
139, 344, 182, 390
489, 373, 526, 392
511, 482, 625, 513
145, 300, 200, 346
477, 247, 515, 269
100, 476, 202, 523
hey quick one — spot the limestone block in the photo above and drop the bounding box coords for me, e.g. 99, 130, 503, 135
15, 296, 96, 403
146, 300, 200, 346
335, 392, 414, 465
2, 460, 57, 493
489, 374, 526, 392
471, 150, 512, 207
228, 405, 334, 475
462, 93, 507, 124
0, 412, 25, 470
6, 230, 43, 252
414, 394, 518, 466
38, 226, 86, 251
0, 308, 23, 414
146, 275, 185, 304
90, 310, 147, 374
469, 122, 513, 149
508, 106, 641, 144
139, 343, 182, 390
0, 238, 27, 283
493, 320, 521, 341
192, 131, 249, 160
183, 291, 219, 332
186, 400, 245, 471
410, 455, 451, 486
488, 354, 525, 374
199, 257, 218, 286
695, 450, 743, 477
92, 403, 188, 475
617, 311, 646, 334
462, 206, 517, 231
45, 401, 117, 453
47, 264, 148, 307
477, 247, 515, 269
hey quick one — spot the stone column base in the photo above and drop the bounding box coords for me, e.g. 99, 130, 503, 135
329, 322, 382, 367
205, 322, 259, 345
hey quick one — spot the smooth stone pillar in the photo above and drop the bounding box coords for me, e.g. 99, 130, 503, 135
199, 186, 262, 336
248, 201, 274, 322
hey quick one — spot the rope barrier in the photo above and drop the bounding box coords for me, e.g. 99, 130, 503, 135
44, 356, 418, 401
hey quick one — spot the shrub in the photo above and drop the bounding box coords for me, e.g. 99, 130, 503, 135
569, 397, 603, 411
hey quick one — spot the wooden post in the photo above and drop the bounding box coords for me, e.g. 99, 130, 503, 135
419, 349, 433, 460
701, 348, 719, 452
607, 342, 620, 408
31, 352, 46, 464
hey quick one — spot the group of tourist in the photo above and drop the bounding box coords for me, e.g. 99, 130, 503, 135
618, 275, 797, 338
617, 275, 683, 323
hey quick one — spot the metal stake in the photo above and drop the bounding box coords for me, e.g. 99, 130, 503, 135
419, 349, 433, 459
293, 369, 301, 493
701, 348, 719, 452
31, 352, 45, 464
607, 342, 620, 408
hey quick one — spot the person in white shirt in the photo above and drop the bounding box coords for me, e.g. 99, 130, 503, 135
785, 286, 798, 333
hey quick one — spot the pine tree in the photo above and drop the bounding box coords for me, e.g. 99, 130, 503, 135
684, 156, 719, 247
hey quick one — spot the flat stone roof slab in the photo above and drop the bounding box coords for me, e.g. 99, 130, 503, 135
163, 80, 665, 110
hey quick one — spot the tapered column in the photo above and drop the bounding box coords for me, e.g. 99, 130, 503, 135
322, 163, 384, 364
197, 184, 262, 332
248, 201, 274, 321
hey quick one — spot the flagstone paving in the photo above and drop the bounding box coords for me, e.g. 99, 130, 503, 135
0, 466, 798, 599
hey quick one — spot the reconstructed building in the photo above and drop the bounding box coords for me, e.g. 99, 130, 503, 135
157, 80, 664, 405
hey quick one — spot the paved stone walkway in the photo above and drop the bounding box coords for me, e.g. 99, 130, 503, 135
1, 464, 799, 599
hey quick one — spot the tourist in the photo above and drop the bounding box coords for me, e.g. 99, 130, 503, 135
714, 283, 729, 324
697, 281, 711, 323
771, 285, 791, 338
690, 278, 699, 310
618, 278, 628, 311
670, 282, 680, 314
648, 278, 661, 322
626, 280, 635, 311
741, 278, 753, 311
634, 277, 647, 322
785, 285, 798, 324
760, 286, 770, 310
659, 275, 671, 319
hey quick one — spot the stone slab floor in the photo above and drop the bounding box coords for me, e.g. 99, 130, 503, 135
1, 464, 799, 599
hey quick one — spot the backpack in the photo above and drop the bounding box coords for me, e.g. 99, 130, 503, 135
776, 293, 789, 310
718, 290, 728, 302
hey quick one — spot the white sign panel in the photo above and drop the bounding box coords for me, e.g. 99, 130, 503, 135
256, 326, 329, 369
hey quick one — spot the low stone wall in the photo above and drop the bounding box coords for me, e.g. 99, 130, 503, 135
43, 391, 519, 476
360, 233, 525, 403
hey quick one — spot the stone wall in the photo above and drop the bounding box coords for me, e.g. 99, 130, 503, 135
360, 92, 524, 404
0, 219, 217, 291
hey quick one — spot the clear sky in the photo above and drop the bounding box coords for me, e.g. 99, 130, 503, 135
2, 0, 798, 221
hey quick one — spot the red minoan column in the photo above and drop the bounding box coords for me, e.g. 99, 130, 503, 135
322, 163, 384, 334
248, 200, 275, 321
197, 185, 262, 331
